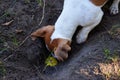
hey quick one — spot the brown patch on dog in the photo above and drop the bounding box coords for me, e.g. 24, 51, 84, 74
90, 0, 107, 6
31, 25, 54, 50
31, 25, 71, 61
51, 38, 71, 61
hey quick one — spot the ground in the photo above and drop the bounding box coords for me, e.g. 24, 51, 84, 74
0, 0, 120, 80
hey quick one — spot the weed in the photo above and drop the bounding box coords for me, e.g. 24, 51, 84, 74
109, 54, 119, 62
103, 49, 119, 62
103, 49, 110, 58
0, 11, 10, 19
0, 39, 4, 43
24, 0, 43, 5
24, 0, 30, 3
109, 24, 120, 39
0, 0, 17, 19
12, 37, 19, 46
36, 0, 43, 6
0, 48, 7, 54
0, 39, 7, 54
0, 61, 6, 76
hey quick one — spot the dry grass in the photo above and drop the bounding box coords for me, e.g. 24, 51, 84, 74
109, 24, 120, 39
99, 61, 120, 80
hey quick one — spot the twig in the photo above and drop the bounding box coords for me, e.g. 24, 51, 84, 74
17, 35, 30, 49
2, 35, 30, 61
3, 54, 14, 61
38, 0, 46, 26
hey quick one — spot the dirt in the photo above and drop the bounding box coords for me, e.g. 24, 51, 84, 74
0, 0, 120, 80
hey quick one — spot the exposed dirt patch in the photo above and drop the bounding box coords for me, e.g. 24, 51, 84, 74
0, 0, 120, 80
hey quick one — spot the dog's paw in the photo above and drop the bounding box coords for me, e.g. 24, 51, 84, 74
110, 5, 119, 15
76, 34, 87, 44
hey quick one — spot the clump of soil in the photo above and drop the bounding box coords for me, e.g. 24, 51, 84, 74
0, 0, 120, 80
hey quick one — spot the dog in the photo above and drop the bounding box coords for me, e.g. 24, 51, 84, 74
31, 0, 120, 61
31, 25, 71, 61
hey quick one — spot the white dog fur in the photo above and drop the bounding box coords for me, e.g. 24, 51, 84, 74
51, 0, 120, 44
110, 0, 120, 14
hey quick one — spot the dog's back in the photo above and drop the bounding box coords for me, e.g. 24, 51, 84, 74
51, 0, 104, 41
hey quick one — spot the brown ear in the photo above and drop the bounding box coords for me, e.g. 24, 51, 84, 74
31, 25, 54, 40
31, 28, 46, 40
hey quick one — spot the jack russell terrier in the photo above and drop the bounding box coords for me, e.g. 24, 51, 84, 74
31, 0, 120, 61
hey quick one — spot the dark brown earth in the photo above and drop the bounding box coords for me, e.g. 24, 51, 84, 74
0, 0, 120, 80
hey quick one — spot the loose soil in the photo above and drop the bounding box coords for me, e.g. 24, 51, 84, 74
0, 0, 120, 80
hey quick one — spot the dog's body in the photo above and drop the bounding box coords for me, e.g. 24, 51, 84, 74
31, 0, 120, 61
52, 0, 120, 44
52, 0, 104, 43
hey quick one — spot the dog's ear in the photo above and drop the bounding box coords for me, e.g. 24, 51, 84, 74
31, 25, 54, 40
31, 27, 47, 40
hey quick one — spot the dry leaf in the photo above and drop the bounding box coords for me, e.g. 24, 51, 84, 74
15, 29, 23, 33
2, 20, 14, 26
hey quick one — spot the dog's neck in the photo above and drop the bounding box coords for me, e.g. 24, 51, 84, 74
90, 0, 108, 6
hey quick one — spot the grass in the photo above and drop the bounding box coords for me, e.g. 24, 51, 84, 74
36, 0, 43, 6
103, 49, 110, 58
0, 11, 10, 19
0, 39, 4, 44
0, 0, 16, 19
108, 24, 120, 39
24, 0, 43, 6
12, 37, 19, 46
102, 25, 120, 79
102, 48, 120, 79
0, 48, 7, 54
103, 48, 119, 62
101, 62, 120, 80
0, 61, 6, 76
0, 39, 7, 54
24, 0, 30, 3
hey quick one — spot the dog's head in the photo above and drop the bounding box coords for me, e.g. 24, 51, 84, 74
51, 38, 71, 61
31, 25, 71, 61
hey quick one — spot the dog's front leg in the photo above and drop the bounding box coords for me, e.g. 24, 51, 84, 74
110, 0, 120, 14
76, 25, 95, 44
76, 22, 101, 44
